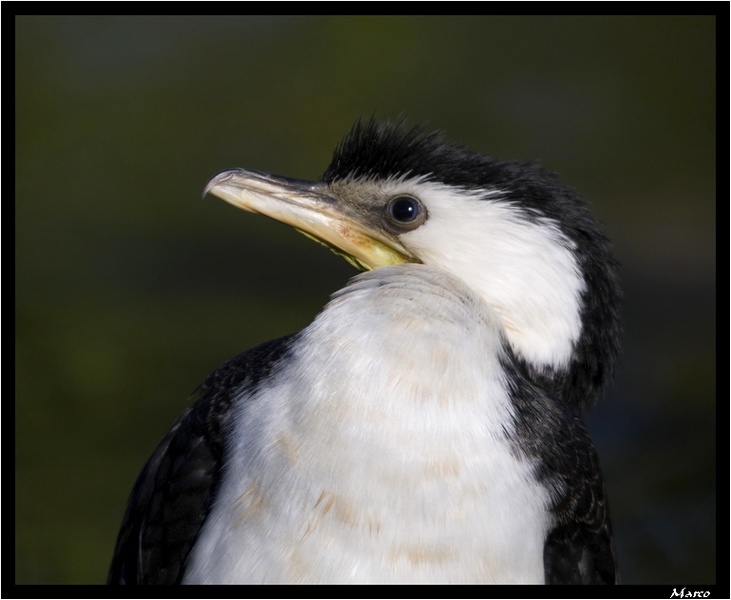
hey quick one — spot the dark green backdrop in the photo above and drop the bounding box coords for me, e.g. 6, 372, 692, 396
16, 16, 716, 584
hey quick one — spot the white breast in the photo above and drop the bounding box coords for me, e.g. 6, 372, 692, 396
183, 265, 552, 584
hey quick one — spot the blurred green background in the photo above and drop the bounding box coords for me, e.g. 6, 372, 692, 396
16, 16, 715, 584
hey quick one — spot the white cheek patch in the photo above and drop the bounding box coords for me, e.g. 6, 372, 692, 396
395, 182, 584, 370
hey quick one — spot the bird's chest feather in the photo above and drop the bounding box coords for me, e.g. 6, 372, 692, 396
184, 268, 553, 583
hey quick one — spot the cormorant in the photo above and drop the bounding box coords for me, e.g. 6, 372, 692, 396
108, 118, 621, 584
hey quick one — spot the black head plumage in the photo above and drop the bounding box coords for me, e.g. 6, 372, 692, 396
323, 118, 621, 414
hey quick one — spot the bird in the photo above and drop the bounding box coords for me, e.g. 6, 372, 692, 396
107, 118, 621, 584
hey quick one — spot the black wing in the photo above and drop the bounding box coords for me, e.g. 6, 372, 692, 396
540, 412, 618, 585
107, 335, 297, 585
504, 359, 619, 585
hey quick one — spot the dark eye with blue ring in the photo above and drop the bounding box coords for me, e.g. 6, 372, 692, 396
384, 196, 426, 231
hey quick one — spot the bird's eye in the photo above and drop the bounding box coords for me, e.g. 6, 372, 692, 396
384, 196, 426, 232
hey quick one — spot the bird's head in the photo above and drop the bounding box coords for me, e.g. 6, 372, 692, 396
204, 118, 621, 413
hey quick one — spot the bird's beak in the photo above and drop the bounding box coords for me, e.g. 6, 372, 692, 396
204, 168, 418, 271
